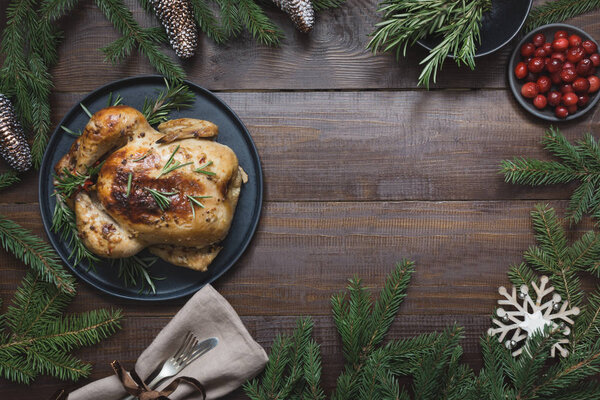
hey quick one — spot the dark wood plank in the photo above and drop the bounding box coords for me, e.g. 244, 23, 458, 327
0, 314, 489, 399
17, 0, 592, 92
0, 200, 594, 318
2, 90, 594, 204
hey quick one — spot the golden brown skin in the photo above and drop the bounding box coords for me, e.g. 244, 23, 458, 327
55, 106, 243, 271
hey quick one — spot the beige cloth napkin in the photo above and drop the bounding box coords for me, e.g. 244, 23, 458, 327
68, 284, 268, 400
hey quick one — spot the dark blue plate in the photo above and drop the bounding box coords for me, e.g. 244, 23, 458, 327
39, 75, 263, 301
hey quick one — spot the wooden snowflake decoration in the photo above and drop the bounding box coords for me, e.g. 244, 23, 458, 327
487, 275, 580, 357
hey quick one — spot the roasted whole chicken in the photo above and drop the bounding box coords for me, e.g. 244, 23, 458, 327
55, 105, 244, 271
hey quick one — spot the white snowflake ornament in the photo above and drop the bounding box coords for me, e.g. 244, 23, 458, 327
487, 275, 580, 358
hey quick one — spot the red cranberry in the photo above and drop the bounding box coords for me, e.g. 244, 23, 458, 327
528, 57, 545, 73
532, 33, 546, 47
547, 58, 563, 73
573, 77, 591, 93
534, 48, 547, 58
550, 71, 562, 85
560, 68, 577, 83
560, 84, 574, 93
553, 38, 569, 51
548, 91, 562, 106
582, 40, 598, 54
551, 52, 566, 62
521, 43, 536, 57
567, 46, 585, 63
537, 76, 551, 93
563, 61, 575, 70
578, 94, 590, 107
555, 30, 569, 39
521, 82, 539, 98
569, 34, 583, 47
589, 75, 600, 93
543, 42, 553, 54
514, 62, 528, 79
576, 59, 593, 76
590, 53, 600, 67
555, 106, 569, 118
533, 94, 547, 109
567, 104, 578, 114
562, 92, 578, 106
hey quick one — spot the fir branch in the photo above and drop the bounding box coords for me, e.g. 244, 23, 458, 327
526, 0, 600, 31
95, 0, 185, 82
237, 0, 283, 46
141, 79, 195, 125
501, 127, 600, 224
190, 0, 227, 43
0, 171, 20, 191
214, 0, 242, 38
312, 0, 348, 12
40, 0, 81, 21
0, 215, 75, 294
112, 255, 162, 294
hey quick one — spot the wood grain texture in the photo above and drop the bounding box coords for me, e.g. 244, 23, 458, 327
2, 89, 598, 204
0, 0, 590, 92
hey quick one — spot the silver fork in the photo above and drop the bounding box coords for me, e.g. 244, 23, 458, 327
122, 333, 218, 400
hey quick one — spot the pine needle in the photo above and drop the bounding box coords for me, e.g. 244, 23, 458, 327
0, 171, 20, 191
526, 0, 600, 31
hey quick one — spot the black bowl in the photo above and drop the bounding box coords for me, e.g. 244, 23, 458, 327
418, 0, 532, 58
508, 23, 600, 122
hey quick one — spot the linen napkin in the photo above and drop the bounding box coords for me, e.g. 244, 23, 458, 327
68, 284, 268, 400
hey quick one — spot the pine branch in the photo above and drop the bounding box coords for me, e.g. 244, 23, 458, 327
0, 272, 122, 383
0, 215, 75, 294
237, 0, 283, 46
312, 0, 348, 12
501, 128, 600, 224
190, 0, 227, 43
0, 171, 20, 190
95, 0, 185, 82
526, 0, 600, 31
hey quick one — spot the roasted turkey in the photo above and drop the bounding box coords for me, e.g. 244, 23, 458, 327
54, 105, 244, 271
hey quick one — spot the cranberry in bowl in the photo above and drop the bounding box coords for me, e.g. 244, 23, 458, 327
508, 23, 600, 121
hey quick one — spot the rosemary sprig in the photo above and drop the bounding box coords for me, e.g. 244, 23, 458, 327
61, 125, 82, 136
367, 0, 491, 88
54, 162, 104, 198
113, 255, 163, 294
80, 103, 92, 118
144, 188, 178, 211
158, 145, 193, 177
142, 79, 195, 125
187, 194, 212, 218
125, 173, 132, 198
194, 160, 216, 176
106, 92, 123, 107
132, 149, 152, 162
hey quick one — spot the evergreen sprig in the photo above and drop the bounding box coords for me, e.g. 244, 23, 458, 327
0, 171, 20, 191
367, 0, 491, 88
0, 215, 75, 294
141, 80, 195, 125
112, 255, 162, 294
501, 127, 600, 225
526, 0, 600, 31
0, 272, 122, 383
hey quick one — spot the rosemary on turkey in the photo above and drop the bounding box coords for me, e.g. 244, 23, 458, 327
158, 145, 193, 177
195, 160, 216, 176
125, 173, 133, 198
145, 187, 178, 210
368, 0, 491, 88
187, 194, 212, 218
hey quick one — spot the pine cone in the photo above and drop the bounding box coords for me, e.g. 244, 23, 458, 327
151, 0, 198, 59
273, 0, 315, 33
0, 95, 32, 172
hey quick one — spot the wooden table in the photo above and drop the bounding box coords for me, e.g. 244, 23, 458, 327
2, 0, 599, 398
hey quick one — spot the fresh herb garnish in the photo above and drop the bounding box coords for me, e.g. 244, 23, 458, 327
61, 125, 82, 136
113, 255, 163, 294
54, 162, 104, 198
106, 92, 123, 107
80, 103, 93, 118
125, 173, 133, 198
187, 194, 212, 218
144, 188, 178, 211
158, 145, 193, 177
132, 149, 152, 162
142, 79, 195, 126
194, 161, 216, 176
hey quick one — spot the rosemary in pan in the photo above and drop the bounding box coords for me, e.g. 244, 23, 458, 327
194, 160, 216, 176
54, 162, 104, 198
142, 79, 195, 125
158, 145, 193, 177
113, 255, 163, 294
144, 188, 178, 210
187, 194, 212, 218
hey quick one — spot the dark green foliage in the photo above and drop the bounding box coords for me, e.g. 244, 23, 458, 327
141, 79, 195, 125
0, 215, 75, 294
0, 171, 20, 191
0, 272, 122, 383
367, 0, 491, 88
526, 0, 600, 31
501, 127, 600, 224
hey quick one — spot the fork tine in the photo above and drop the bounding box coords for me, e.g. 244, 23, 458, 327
172, 332, 193, 361
178, 335, 199, 364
